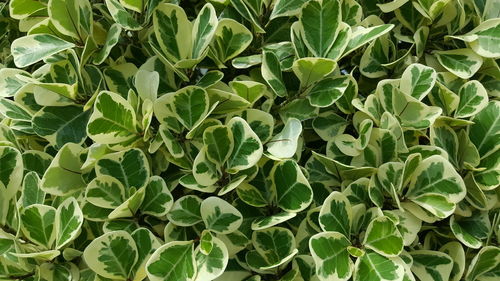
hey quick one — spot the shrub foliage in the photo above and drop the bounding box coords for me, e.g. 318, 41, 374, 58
0, 0, 499, 281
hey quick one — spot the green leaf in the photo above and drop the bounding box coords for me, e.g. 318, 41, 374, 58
452, 18, 500, 58
87, 91, 138, 145
8, 0, 46, 20
55, 197, 83, 249
309, 232, 353, 281
363, 216, 404, 257
201, 197, 243, 234
271, 159, 313, 212
11, 34, 75, 68
450, 212, 490, 249
271, 0, 308, 19
83, 231, 138, 280
0, 98, 32, 121
146, 241, 196, 281
455, 80, 489, 118
299, 0, 341, 57
435, 49, 483, 79
20, 204, 56, 249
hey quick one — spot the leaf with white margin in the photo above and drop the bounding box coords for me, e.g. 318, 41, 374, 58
167, 195, 203, 227
400, 63, 437, 100
0, 146, 23, 199
465, 246, 500, 281
140, 176, 173, 217
200, 230, 213, 255
450, 19, 500, 58
271, 159, 313, 212
201, 197, 243, 234
32, 105, 91, 149
410, 250, 453, 281
87, 91, 138, 145
0, 98, 32, 121
247, 227, 298, 270
299, 0, 341, 57
105, 0, 141, 30
383, 210, 421, 246
48, 0, 84, 41
405, 155, 466, 218
191, 3, 218, 60
261, 50, 287, 97
226, 117, 263, 173
335, 134, 361, 157
93, 23, 122, 65
435, 49, 483, 79
270, 0, 308, 19
41, 143, 85, 196
203, 125, 234, 166
392, 89, 442, 129
252, 212, 297, 231
455, 80, 489, 118
450, 211, 490, 249
236, 182, 268, 207
96, 148, 150, 191
11, 34, 75, 68
353, 250, 405, 281
20, 204, 56, 249
363, 216, 404, 257
8, 0, 46, 20
342, 24, 395, 58
308, 76, 350, 108
0, 68, 30, 97
210, 19, 253, 63
86, 175, 126, 209
20, 171, 45, 207
267, 118, 302, 159
309, 232, 353, 281
292, 58, 336, 88
108, 186, 146, 219
319, 191, 352, 237
193, 146, 219, 187
131, 228, 162, 281
83, 231, 138, 280
469, 101, 500, 157
194, 236, 229, 281
146, 241, 196, 281
55, 197, 83, 249
173, 89, 210, 131
440, 242, 465, 281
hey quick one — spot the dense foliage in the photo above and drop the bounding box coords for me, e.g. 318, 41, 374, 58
0, 0, 499, 280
